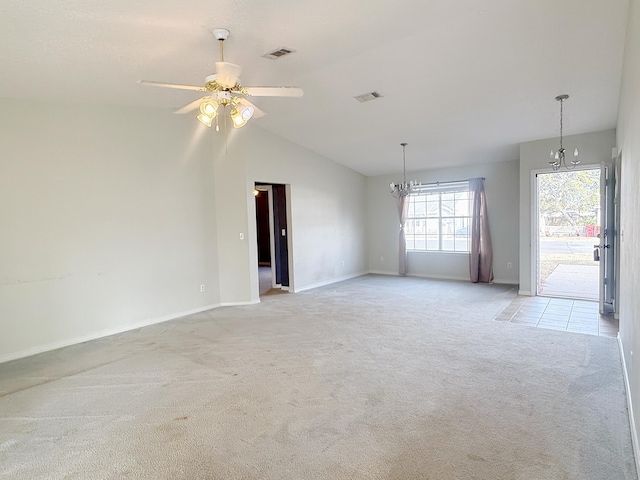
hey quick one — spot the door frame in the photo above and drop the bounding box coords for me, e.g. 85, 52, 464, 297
598, 156, 619, 314
252, 182, 294, 295
255, 185, 278, 289
530, 164, 604, 301
614, 151, 621, 319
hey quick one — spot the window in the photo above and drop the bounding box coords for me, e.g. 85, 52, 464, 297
405, 182, 471, 252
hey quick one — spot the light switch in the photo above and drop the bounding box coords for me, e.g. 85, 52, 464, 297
281, 229, 286, 237
239, 233, 245, 240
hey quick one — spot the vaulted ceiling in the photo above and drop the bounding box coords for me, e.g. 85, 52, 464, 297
0, 0, 630, 175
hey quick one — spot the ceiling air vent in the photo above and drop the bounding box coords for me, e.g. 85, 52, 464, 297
263, 47, 296, 60
354, 91, 383, 103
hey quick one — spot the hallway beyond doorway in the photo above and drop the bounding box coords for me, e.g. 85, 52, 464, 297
259, 266, 286, 297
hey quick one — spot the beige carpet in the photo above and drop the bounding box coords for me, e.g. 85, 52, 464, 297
0, 275, 636, 479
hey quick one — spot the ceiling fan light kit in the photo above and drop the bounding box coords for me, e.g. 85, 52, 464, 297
230, 103, 255, 128
196, 98, 218, 127
139, 28, 303, 131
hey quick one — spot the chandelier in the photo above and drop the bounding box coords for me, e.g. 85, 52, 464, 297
549, 94, 579, 170
390, 143, 418, 197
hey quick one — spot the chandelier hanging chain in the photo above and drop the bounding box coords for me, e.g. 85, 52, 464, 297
402, 142, 407, 184
559, 97, 563, 150
549, 94, 579, 171
390, 142, 418, 198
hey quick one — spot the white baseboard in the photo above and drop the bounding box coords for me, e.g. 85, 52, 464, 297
368, 270, 397, 276
220, 300, 261, 307
409, 272, 469, 282
518, 290, 532, 296
618, 334, 640, 476
294, 271, 368, 293
492, 279, 520, 286
369, 270, 468, 281
369, 270, 518, 286
0, 303, 221, 365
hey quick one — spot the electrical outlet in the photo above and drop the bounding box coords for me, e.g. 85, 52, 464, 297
200, 284, 205, 292
507, 262, 512, 269
380, 256, 384, 262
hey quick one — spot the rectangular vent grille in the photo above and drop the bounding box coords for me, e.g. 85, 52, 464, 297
354, 91, 383, 103
263, 48, 295, 60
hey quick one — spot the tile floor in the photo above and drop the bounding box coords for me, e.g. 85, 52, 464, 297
496, 296, 619, 338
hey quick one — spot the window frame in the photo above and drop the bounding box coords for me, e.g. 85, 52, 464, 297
405, 181, 472, 253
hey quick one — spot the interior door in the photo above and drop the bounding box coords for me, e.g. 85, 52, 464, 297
271, 184, 289, 289
598, 162, 615, 314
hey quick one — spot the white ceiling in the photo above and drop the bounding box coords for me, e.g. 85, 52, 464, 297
0, 0, 630, 176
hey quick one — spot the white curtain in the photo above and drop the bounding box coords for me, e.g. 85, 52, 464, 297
397, 195, 408, 276
469, 178, 494, 283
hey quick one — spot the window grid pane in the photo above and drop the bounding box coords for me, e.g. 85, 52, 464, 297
405, 185, 471, 253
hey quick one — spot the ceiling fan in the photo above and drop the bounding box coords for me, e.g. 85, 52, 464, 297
139, 28, 303, 130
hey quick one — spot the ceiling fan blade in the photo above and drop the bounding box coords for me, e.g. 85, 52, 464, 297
138, 80, 207, 92
173, 97, 208, 115
237, 98, 266, 119
244, 86, 303, 97
215, 62, 242, 88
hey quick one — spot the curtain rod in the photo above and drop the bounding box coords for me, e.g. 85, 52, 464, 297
418, 177, 485, 187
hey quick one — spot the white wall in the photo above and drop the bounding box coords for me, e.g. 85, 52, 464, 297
367, 159, 519, 284
518, 129, 616, 295
616, 0, 640, 461
0, 96, 369, 360
0, 98, 220, 362
0, 98, 370, 360
211, 124, 368, 304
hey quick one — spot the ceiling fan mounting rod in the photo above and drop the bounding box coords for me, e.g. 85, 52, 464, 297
212, 28, 230, 63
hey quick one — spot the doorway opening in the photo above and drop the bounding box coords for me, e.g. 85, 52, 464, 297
254, 183, 290, 297
504, 163, 619, 336
535, 168, 601, 301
